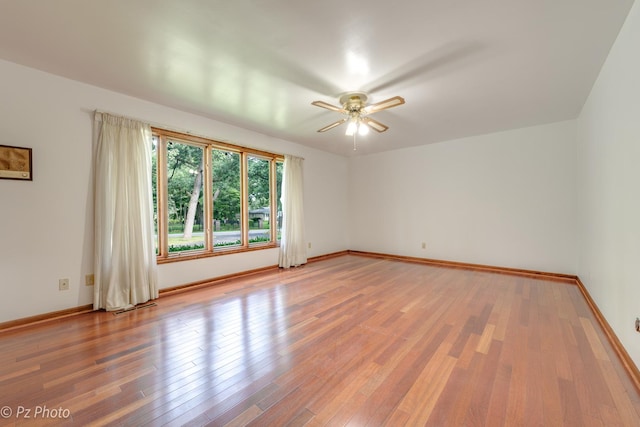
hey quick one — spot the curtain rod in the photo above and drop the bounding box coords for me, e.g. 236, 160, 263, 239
94, 109, 303, 160
94, 109, 211, 137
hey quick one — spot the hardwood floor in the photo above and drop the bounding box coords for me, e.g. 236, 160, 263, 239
1, 254, 639, 426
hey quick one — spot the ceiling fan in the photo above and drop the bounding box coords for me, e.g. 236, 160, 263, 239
312, 92, 405, 136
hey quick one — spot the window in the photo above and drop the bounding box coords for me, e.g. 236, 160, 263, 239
152, 128, 283, 262
211, 148, 242, 248
247, 155, 271, 245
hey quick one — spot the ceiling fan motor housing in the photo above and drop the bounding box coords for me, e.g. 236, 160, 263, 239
340, 92, 368, 112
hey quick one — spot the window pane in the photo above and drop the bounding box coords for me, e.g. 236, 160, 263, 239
151, 136, 158, 254
247, 156, 271, 245
276, 161, 283, 241
166, 141, 204, 253
212, 149, 242, 249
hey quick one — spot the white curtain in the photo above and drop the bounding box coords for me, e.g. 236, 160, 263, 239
94, 112, 158, 311
279, 155, 307, 268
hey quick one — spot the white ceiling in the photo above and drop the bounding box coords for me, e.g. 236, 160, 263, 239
0, 1, 634, 156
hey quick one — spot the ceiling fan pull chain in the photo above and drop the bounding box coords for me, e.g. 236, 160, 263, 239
353, 133, 357, 151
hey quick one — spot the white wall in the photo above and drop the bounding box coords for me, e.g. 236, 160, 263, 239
0, 59, 349, 323
576, 0, 640, 367
349, 120, 577, 274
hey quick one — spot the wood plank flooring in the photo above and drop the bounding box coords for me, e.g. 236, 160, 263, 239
1, 254, 639, 426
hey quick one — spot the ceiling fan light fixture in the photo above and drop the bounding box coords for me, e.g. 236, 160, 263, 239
345, 120, 358, 136
358, 121, 370, 136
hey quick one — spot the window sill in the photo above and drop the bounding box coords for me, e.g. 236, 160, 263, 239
157, 242, 279, 264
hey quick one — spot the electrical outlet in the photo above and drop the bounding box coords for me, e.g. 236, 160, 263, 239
421, 242, 426, 249
85, 274, 94, 286
635, 318, 640, 332
59, 278, 70, 291
308, 242, 311, 249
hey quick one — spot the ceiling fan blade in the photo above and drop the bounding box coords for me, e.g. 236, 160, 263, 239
311, 100, 346, 113
362, 96, 405, 114
361, 117, 389, 133
317, 118, 347, 132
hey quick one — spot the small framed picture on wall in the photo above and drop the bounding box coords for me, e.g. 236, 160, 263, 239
0, 144, 32, 181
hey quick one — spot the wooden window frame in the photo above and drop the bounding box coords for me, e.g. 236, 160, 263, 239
152, 127, 284, 264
